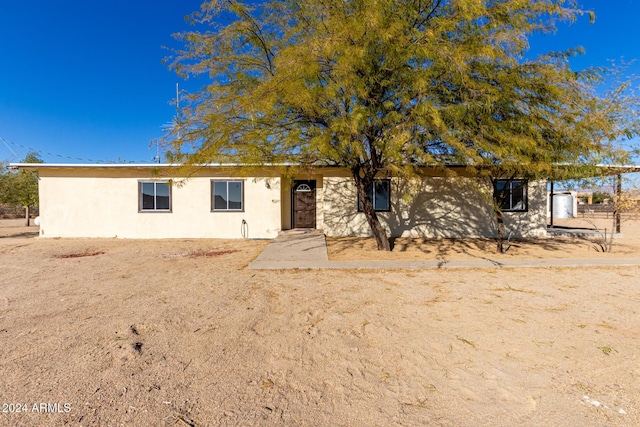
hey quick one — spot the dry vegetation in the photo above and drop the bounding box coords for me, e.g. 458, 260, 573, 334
1, 218, 639, 426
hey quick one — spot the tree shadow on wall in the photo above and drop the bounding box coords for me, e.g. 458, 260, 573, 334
323, 177, 498, 257
384, 178, 496, 239
324, 177, 579, 257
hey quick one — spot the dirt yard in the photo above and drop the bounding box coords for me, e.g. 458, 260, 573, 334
328, 216, 640, 260
1, 218, 639, 426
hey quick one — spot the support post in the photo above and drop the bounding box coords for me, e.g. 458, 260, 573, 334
615, 174, 622, 233
549, 181, 554, 228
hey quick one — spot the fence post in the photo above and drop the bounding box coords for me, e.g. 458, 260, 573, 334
616, 174, 622, 233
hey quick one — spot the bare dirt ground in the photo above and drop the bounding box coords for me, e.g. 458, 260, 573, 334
328, 215, 640, 260
1, 218, 639, 426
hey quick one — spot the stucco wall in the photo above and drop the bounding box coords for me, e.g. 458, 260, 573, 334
35, 166, 547, 239
322, 176, 547, 238
38, 171, 282, 239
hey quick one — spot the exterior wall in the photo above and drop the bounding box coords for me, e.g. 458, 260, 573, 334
37, 169, 282, 239
322, 176, 547, 238
34, 165, 547, 239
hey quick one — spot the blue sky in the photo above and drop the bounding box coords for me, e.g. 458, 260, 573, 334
1, 1, 639, 164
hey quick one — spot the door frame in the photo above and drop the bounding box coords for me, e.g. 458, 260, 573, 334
291, 180, 317, 228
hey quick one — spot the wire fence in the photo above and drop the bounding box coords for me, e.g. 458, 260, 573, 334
577, 204, 640, 220
0, 205, 39, 219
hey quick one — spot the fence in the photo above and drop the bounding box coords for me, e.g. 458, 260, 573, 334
577, 204, 640, 220
0, 205, 39, 219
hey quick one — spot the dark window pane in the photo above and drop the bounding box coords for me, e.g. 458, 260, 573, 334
156, 182, 170, 198
499, 198, 511, 210
214, 181, 228, 210
511, 182, 525, 210
494, 180, 508, 210
374, 181, 390, 211
358, 181, 390, 212
141, 182, 155, 210
156, 195, 170, 210
228, 181, 242, 210
495, 180, 527, 211
155, 183, 170, 210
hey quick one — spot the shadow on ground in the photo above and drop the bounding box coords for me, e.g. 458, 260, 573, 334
327, 234, 619, 260
0, 231, 39, 239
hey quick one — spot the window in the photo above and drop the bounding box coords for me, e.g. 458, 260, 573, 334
212, 180, 244, 211
358, 179, 391, 212
296, 183, 312, 192
139, 181, 171, 212
494, 179, 527, 212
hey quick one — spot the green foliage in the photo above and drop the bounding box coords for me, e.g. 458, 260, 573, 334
591, 191, 610, 204
0, 152, 42, 208
166, 0, 639, 249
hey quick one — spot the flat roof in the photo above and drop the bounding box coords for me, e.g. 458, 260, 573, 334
10, 162, 640, 176
9, 162, 293, 170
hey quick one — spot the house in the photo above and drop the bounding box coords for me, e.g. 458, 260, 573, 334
13, 163, 548, 239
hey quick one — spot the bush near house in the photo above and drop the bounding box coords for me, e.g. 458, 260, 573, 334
0, 152, 42, 224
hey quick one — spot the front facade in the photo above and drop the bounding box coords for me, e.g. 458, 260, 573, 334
21, 164, 548, 239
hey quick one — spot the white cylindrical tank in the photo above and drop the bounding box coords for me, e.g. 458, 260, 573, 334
552, 193, 574, 218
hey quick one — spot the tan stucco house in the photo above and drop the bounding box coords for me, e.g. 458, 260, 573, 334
13, 163, 548, 239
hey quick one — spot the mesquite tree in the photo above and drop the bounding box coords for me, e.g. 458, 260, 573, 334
167, 0, 637, 250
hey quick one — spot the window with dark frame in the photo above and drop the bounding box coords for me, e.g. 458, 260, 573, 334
358, 179, 391, 212
494, 179, 528, 212
139, 181, 171, 212
212, 180, 244, 211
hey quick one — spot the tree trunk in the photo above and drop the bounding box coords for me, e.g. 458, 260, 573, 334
495, 209, 504, 253
24, 205, 30, 227
608, 210, 617, 253
366, 206, 391, 251
491, 177, 511, 253
354, 175, 391, 251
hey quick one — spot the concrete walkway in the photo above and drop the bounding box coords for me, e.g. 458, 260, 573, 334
247, 230, 640, 270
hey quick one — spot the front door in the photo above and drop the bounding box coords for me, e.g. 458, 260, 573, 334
292, 180, 316, 228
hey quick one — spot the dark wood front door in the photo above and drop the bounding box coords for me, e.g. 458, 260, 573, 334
292, 180, 316, 228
